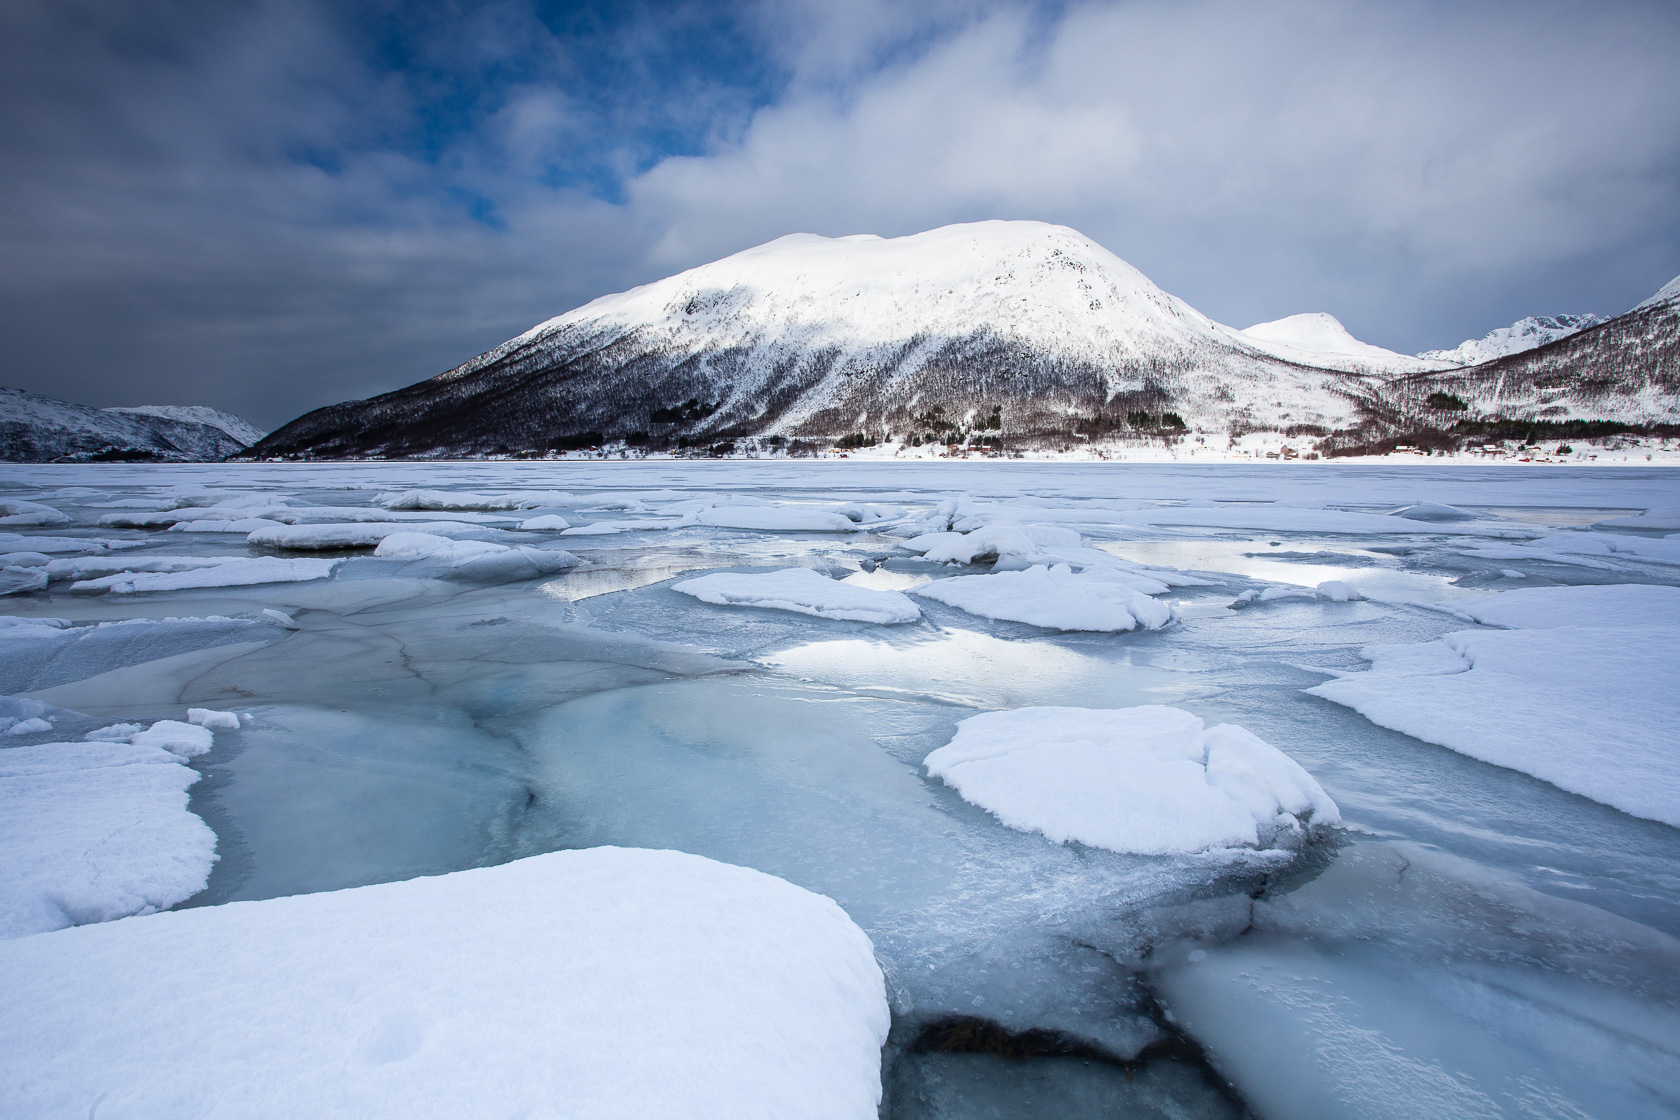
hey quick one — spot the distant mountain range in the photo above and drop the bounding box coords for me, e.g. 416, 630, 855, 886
0, 387, 265, 462
241, 220, 1674, 459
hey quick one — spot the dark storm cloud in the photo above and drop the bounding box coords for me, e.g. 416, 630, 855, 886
2, 0, 1677, 429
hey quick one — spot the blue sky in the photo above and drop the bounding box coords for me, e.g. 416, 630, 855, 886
2, 0, 1677, 428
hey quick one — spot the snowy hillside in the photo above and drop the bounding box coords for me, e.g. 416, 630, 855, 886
105, 405, 265, 446
250, 221, 1386, 458
1231, 313, 1450, 375
1418, 314, 1605, 366
1383, 274, 1679, 428
1, 386, 261, 462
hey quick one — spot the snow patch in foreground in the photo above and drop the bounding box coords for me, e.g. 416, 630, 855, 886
673, 567, 920, 623
925, 705, 1338, 854
0, 848, 889, 1119
0, 735, 217, 938
915, 563, 1173, 631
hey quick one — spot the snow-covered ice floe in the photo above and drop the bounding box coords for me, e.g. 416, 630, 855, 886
248, 520, 491, 549
1232, 580, 1364, 606
915, 563, 1174, 631
372, 531, 579, 581
673, 567, 920, 623
1, 729, 219, 938
0, 848, 889, 1119
1309, 584, 1680, 826
686, 506, 861, 532
70, 556, 341, 594
924, 705, 1338, 855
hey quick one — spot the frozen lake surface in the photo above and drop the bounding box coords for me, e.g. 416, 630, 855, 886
3, 461, 1679, 1118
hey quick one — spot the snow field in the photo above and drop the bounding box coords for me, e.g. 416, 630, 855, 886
0, 848, 889, 1120
924, 705, 1339, 855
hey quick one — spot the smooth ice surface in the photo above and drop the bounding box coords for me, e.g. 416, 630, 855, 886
925, 706, 1338, 854
673, 567, 921, 623
0, 848, 889, 1120
915, 563, 1174, 631
0, 735, 216, 937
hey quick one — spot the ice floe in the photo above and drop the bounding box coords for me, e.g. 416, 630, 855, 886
672, 567, 921, 623
915, 563, 1174, 631
372, 531, 579, 581
0, 848, 888, 1118
248, 521, 491, 549
687, 506, 861, 532
0, 734, 217, 938
1232, 580, 1364, 606
1309, 585, 1680, 826
71, 557, 341, 594
924, 705, 1339, 855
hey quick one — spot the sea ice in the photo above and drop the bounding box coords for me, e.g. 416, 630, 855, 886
0, 738, 216, 938
70, 556, 340, 594
0, 848, 889, 1119
518, 513, 570, 530
0, 499, 70, 527
914, 563, 1174, 631
187, 707, 241, 730
373, 531, 579, 581
672, 567, 921, 623
1232, 580, 1364, 606
247, 520, 490, 549
923, 705, 1339, 855
687, 506, 861, 532
1308, 619, 1680, 826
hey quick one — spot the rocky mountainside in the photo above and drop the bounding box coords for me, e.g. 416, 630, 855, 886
242, 222, 1678, 459
1370, 279, 1679, 444
0, 387, 264, 462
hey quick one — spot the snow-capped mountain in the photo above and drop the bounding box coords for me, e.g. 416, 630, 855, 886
1231, 313, 1450, 375
1419, 314, 1606, 367
1, 386, 264, 462
250, 221, 1390, 457
246, 221, 1677, 459
1635, 273, 1680, 313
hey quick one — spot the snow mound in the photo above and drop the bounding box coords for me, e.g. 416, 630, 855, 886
687, 507, 861, 532
673, 567, 920, 623
187, 708, 240, 730
915, 564, 1173, 631
0, 848, 889, 1118
131, 719, 215, 758
70, 557, 340, 594
518, 513, 570, 530
0, 738, 216, 938
1418, 314, 1605, 365
0, 567, 47, 595
925, 706, 1338, 855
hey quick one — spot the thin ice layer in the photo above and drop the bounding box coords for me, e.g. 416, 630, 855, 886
0, 738, 217, 937
0, 848, 889, 1119
915, 564, 1174, 631
924, 705, 1339, 854
673, 567, 921, 623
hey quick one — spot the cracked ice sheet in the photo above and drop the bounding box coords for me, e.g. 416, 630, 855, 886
0, 848, 889, 1120
1153, 841, 1680, 1120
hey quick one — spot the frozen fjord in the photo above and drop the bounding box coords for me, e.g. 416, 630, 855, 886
1, 461, 1680, 1119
